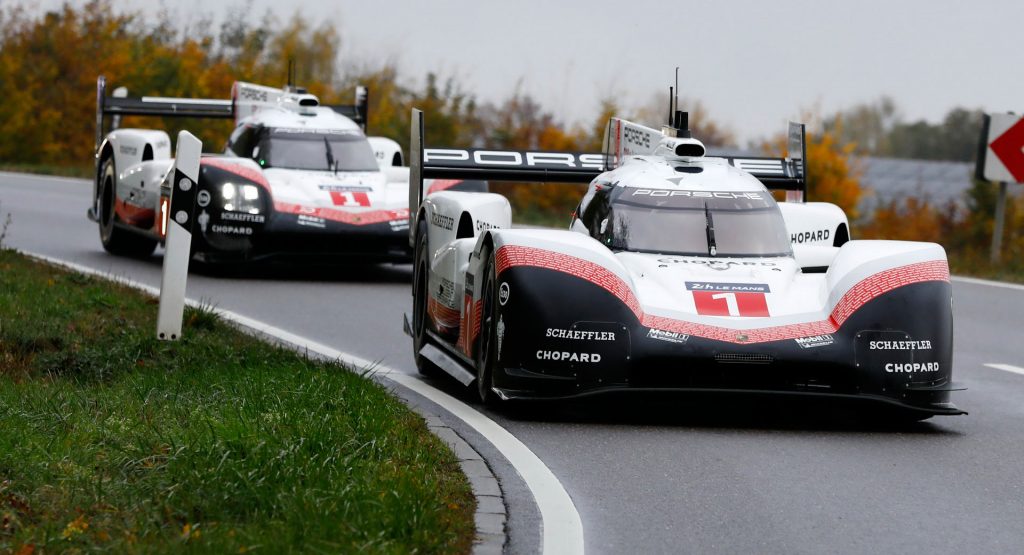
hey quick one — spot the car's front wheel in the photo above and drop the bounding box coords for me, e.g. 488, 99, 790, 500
412, 218, 440, 377
98, 158, 157, 257
475, 245, 503, 406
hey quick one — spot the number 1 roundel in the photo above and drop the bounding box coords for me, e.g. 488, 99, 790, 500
692, 291, 769, 317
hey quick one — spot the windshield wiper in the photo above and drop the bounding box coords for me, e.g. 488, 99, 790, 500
704, 202, 717, 256
323, 136, 337, 175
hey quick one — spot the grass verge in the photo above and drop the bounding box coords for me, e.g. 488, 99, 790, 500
0, 249, 475, 553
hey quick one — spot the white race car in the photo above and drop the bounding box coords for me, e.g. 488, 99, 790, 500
404, 107, 963, 419
88, 76, 483, 264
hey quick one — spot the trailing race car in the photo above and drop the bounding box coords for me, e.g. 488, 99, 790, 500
88, 76, 484, 264
404, 106, 963, 418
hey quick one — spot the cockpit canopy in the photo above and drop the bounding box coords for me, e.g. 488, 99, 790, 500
226, 126, 379, 172
575, 185, 792, 257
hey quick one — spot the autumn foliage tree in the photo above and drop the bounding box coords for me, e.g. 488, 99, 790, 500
764, 118, 863, 220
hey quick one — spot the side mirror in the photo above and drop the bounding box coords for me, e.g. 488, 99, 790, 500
793, 244, 839, 273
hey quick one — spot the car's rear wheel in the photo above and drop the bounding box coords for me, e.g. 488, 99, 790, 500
412, 218, 440, 377
475, 245, 502, 406
98, 158, 157, 257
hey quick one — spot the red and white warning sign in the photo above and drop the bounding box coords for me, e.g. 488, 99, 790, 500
979, 113, 1024, 183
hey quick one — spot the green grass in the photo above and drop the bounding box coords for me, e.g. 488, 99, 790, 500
0, 163, 92, 179
0, 249, 475, 553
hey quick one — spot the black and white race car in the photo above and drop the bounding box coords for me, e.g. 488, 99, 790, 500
88, 77, 483, 264
404, 107, 963, 418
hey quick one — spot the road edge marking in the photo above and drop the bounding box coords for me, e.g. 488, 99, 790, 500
0, 170, 89, 184
19, 250, 585, 555
984, 363, 1024, 376
951, 275, 1024, 292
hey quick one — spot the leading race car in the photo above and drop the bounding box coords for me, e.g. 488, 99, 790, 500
88, 76, 483, 264
404, 106, 964, 419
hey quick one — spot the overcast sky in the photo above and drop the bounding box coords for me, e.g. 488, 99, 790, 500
27, 0, 1024, 144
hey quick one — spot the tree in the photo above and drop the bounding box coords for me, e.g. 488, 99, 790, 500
764, 119, 863, 220
824, 96, 899, 155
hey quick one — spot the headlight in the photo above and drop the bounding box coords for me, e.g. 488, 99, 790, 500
221, 182, 262, 214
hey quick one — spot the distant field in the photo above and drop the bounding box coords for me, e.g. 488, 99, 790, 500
0, 249, 475, 554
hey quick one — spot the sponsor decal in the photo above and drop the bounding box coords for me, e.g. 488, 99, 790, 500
647, 328, 688, 344
318, 185, 372, 193
439, 278, 457, 307
211, 224, 253, 235
498, 282, 510, 306
659, 258, 777, 271
389, 219, 409, 231
423, 148, 604, 170
536, 351, 602, 363
496, 316, 505, 358
869, 340, 932, 350
198, 210, 210, 233
545, 328, 616, 341
238, 86, 268, 102
297, 214, 326, 228
271, 127, 360, 136
795, 334, 834, 349
791, 229, 831, 244
431, 212, 454, 231
476, 220, 499, 231
686, 282, 771, 293
632, 189, 763, 200
623, 126, 652, 149
693, 291, 769, 317
329, 191, 371, 207
730, 158, 785, 175
119, 145, 137, 156
223, 212, 266, 223
197, 190, 211, 207
885, 362, 940, 373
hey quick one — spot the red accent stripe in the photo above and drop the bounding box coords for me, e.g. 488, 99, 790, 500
114, 199, 155, 227
495, 245, 949, 345
427, 179, 463, 195
428, 296, 461, 330
455, 297, 484, 357
201, 157, 270, 189
274, 202, 408, 226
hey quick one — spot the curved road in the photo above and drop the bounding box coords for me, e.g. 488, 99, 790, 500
4, 172, 1024, 554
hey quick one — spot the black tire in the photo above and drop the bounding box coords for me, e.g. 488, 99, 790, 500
412, 218, 441, 377
98, 158, 157, 257
475, 245, 502, 406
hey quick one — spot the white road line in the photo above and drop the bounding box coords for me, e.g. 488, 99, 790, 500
951, 275, 1024, 292
0, 171, 89, 184
984, 363, 1024, 376
22, 251, 585, 555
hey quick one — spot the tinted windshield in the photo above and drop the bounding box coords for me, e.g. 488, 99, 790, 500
256, 129, 379, 171
581, 187, 792, 257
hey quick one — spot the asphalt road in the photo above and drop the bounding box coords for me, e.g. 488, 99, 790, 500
3, 171, 1024, 554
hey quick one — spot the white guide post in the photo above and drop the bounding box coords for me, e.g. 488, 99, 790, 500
157, 131, 202, 340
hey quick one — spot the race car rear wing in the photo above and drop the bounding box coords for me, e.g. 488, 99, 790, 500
409, 109, 808, 244
94, 76, 369, 156
730, 121, 807, 202
409, 108, 604, 242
